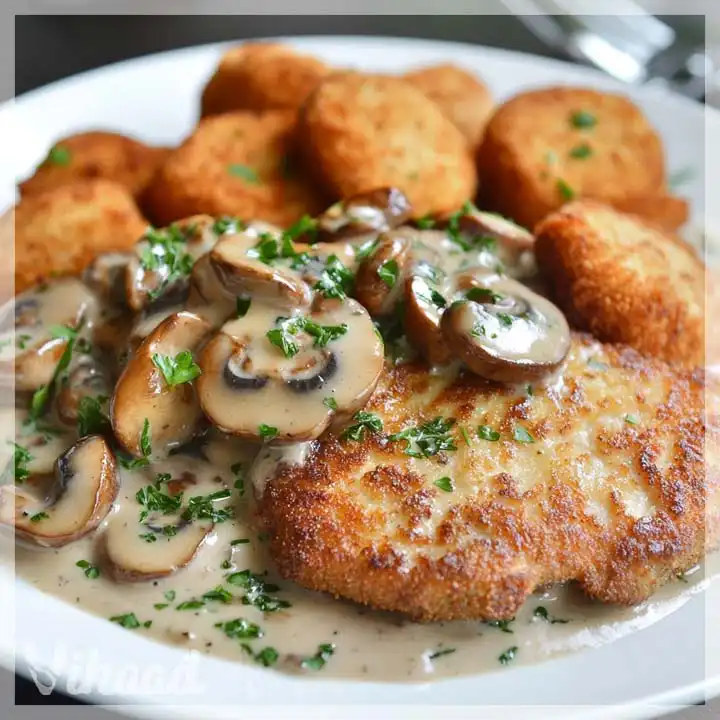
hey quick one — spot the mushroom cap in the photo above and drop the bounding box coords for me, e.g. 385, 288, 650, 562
186, 253, 238, 328
104, 510, 211, 582
197, 296, 384, 443
7, 278, 100, 392
111, 311, 211, 457
354, 229, 413, 317
83, 251, 134, 306
56, 360, 111, 426
125, 215, 219, 312
316, 187, 412, 241
0, 435, 118, 548
440, 274, 571, 383
210, 232, 312, 310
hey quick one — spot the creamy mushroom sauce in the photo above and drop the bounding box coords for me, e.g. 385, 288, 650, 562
1, 206, 714, 681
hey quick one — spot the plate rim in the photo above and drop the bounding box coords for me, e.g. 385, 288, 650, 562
3, 34, 716, 719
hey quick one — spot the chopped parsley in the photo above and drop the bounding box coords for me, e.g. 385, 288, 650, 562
533, 606, 569, 624
4, 442, 33, 484
226, 570, 291, 613
377, 259, 399, 288
313, 255, 354, 299
46, 144, 72, 166
202, 586, 233, 604
28, 511, 49, 523
569, 143, 593, 159
477, 425, 500, 441
428, 647, 456, 660
139, 224, 194, 300
120, 418, 152, 470
354, 238, 379, 261
556, 178, 575, 201
75, 560, 100, 579
29, 325, 79, 420
284, 215, 317, 243
301, 643, 336, 671
496, 312, 514, 327
258, 424, 278, 440
139, 532, 157, 543
513, 425, 535, 444
416, 215, 436, 229
109, 613, 149, 629
227, 164, 259, 183
215, 617, 264, 640
16, 334, 32, 350
212, 216, 244, 235
152, 351, 202, 387
135, 478, 183, 524
446, 201, 496, 253
466, 287, 503, 304
498, 646, 518, 665
164, 590, 176, 602
182, 489, 234, 524
242, 645, 279, 667
485, 618, 514, 633
77, 395, 110, 437
341, 411, 383, 442
624, 414, 640, 425
323, 396, 338, 411
176, 599, 205, 611
231, 538, 250, 545
389, 417, 457, 458
460, 426, 471, 446
570, 110, 597, 129
266, 317, 348, 358
433, 476, 454, 493
236, 296, 251, 318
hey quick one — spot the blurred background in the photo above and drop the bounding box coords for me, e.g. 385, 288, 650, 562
9, 5, 718, 717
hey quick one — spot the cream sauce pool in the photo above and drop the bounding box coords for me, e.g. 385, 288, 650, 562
2, 212, 715, 681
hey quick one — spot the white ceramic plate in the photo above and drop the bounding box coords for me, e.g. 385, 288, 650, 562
1, 36, 718, 720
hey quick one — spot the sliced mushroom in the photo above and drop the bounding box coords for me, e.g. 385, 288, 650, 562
186, 254, 237, 328
440, 274, 570, 383
354, 229, 414, 317
125, 215, 219, 312
404, 274, 454, 366
7, 278, 99, 392
83, 251, 134, 305
197, 296, 383, 442
111, 311, 211, 457
436, 208, 537, 281
210, 234, 312, 310
0, 435, 118, 548
104, 511, 211, 582
55, 359, 111, 426
316, 187, 412, 241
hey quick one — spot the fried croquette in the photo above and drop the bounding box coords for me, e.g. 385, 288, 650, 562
142, 111, 326, 227
477, 86, 666, 229
14, 179, 147, 294
260, 335, 717, 621
535, 201, 704, 366
18, 132, 169, 200
611, 192, 689, 232
404, 63, 494, 148
297, 72, 477, 218
201, 42, 330, 117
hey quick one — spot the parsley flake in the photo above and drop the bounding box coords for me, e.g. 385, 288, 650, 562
341, 411, 383, 442
75, 560, 100, 579
301, 643, 336, 671
513, 426, 535, 444
570, 110, 597, 129
625, 414, 640, 425
434, 476, 454, 492
428, 647, 456, 660
215, 617, 264, 640
498, 646, 518, 665
389, 417, 457, 458
569, 143, 593, 159
236, 296, 251, 318
152, 351, 201, 387
377, 259, 399, 288
534, 606, 569, 624
182, 489, 234, 524
46, 144, 72, 166
227, 164, 259, 183
556, 178, 575, 201
77, 395, 110, 437
110, 613, 143, 629
258, 424, 278, 440
323, 396, 338, 411
4, 442, 33, 484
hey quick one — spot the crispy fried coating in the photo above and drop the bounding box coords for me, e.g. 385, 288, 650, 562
14, 179, 147, 293
611, 192, 689, 232
18, 131, 169, 200
201, 42, 330, 117
404, 63, 494, 148
535, 201, 704, 367
260, 336, 718, 621
297, 72, 477, 218
143, 111, 326, 227
477, 87, 666, 229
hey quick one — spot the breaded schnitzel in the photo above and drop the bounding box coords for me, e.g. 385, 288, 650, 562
260, 334, 719, 621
